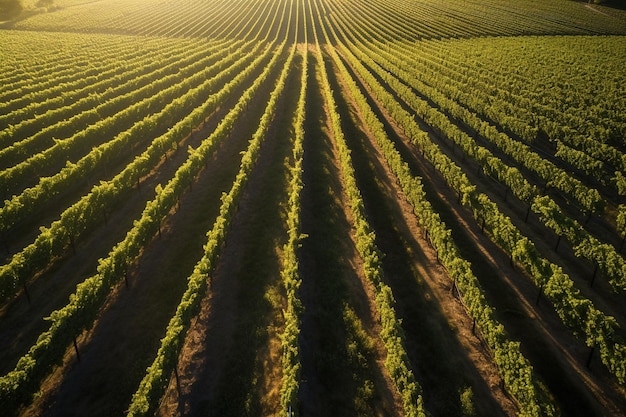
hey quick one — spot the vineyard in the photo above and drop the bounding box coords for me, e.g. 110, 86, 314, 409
1, 0, 626, 415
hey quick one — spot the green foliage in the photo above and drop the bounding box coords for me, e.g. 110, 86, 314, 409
0, 36, 280, 416
2, 0, 625, 414
278, 16, 308, 415
460, 386, 476, 417
354, 33, 606, 216
326, 9, 626, 390
532, 195, 626, 292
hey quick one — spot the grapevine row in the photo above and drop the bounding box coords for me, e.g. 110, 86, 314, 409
329, 17, 626, 386
0, 0, 290, 409
0, 40, 267, 303
322, 1, 626, 189
278, 2, 307, 414
0, 40, 243, 198
127, 32, 294, 417
12, 0, 626, 41
332, 6, 606, 220
0, 36, 141, 108
0, 38, 226, 164
327, 12, 626, 294
0, 37, 282, 416
371, 0, 626, 37
357, 36, 626, 292
312, 1, 426, 415
340, 14, 626, 293
381, 36, 626, 185
0, 43, 158, 132
0, 2, 284, 301
324, 11, 555, 417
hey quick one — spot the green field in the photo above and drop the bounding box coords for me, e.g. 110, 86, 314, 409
1, 0, 626, 416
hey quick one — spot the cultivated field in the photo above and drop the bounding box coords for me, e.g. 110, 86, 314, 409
1, 0, 626, 416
